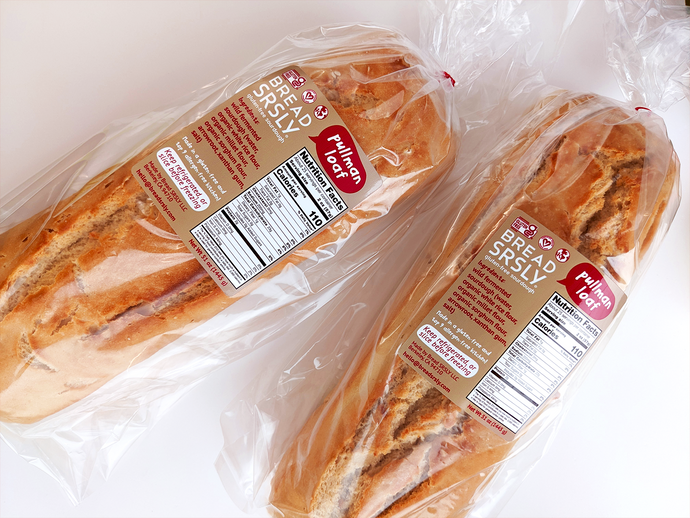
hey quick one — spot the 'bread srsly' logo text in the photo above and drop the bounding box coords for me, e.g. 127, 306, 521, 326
488, 228, 557, 290
557, 263, 615, 320
310, 125, 367, 194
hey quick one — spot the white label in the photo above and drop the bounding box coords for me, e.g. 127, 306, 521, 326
190, 148, 346, 288
467, 292, 600, 433
157, 147, 210, 212
417, 325, 479, 378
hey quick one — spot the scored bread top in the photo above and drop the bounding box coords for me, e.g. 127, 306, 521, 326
0, 43, 453, 424
269, 92, 679, 518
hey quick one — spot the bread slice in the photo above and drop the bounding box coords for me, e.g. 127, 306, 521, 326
0, 42, 453, 424
269, 92, 679, 518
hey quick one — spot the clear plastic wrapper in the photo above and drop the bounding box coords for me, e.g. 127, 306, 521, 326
0, 24, 457, 503
604, 0, 690, 111
216, 2, 686, 517
264, 90, 680, 518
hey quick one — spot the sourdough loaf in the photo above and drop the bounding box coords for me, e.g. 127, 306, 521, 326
0, 42, 453, 424
269, 92, 679, 518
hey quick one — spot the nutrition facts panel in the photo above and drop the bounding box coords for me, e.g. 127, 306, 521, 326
467, 292, 601, 433
191, 148, 346, 289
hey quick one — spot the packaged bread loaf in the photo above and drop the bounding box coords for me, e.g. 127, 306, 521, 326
0, 25, 454, 424
269, 90, 680, 518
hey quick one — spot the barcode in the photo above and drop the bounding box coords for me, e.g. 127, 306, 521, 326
468, 292, 601, 433
191, 148, 346, 288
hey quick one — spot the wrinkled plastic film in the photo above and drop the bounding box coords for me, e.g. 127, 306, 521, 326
604, 0, 690, 111
420, 0, 582, 129
214, 2, 588, 514
292, 95, 678, 518
0, 74, 238, 235
215, 2, 685, 517
0, 24, 457, 503
218, 90, 680, 518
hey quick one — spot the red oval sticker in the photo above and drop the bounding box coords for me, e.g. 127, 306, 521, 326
309, 125, 366, 194
557, 263, 616, 320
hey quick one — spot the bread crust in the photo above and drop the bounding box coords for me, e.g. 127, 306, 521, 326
0, 44, 453, 424
269, 92, 679, 518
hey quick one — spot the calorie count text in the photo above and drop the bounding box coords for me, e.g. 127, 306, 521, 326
531, 315, 587, 359
468, 291, 600, 433
398, 212, 621, 439
190, 148, 345, 289
275, 150, 343, 223
130, 64, 381, 301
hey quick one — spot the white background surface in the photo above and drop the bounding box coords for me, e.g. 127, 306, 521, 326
1, 1, 688, 517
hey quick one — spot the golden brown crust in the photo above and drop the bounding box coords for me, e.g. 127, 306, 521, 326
0, 44, 453, 424
269, 92, 679, 518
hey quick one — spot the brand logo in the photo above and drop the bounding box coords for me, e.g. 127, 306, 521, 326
310, 125, 366, 194
282, 69, 306, 89
557, 263, 615, 320
511, 216, 538, 239
488, 227, 557, 289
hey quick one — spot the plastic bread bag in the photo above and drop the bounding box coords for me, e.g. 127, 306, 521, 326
604, 0, 690, 112
215, 0, 580, 511
266, 90, 681, 518
0, 23, 461, 503
215, 1, 686, 517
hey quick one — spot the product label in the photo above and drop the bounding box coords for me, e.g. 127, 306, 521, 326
131, 66, 381, 293
398, 210, 626, 439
